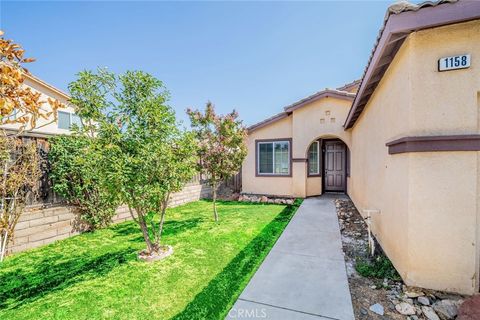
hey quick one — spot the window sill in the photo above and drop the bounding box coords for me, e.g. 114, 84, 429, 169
307, 174, 322, 177
256, 173, 292, 177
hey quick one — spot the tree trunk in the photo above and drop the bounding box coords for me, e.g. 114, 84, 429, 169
136, 207, 156, 254
212, 183, 218, 222
0, 229, 8, 262
156, 193, 170, 248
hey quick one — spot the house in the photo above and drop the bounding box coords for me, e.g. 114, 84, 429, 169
1, 72, 79, 137
242, 0, 480, 295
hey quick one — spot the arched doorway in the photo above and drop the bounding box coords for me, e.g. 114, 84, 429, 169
306, 138, 349, 196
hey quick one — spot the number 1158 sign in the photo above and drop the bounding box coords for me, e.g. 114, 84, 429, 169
438, 54, 471, 71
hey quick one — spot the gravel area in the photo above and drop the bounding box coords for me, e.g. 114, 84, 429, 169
335, 199, 466, 320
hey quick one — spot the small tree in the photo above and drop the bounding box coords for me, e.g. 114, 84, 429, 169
187, 102, 247, 222
0, 30, 63, 261
0, 137, 41, 260
74, 70, 197, 256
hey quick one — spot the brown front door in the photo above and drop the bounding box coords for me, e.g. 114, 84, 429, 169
324, 141, 346, 192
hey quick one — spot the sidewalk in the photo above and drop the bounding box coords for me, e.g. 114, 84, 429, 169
226, 195, 354, 320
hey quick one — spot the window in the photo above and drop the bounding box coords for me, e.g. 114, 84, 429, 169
71, 114, 82, 128
58, 111, 82, 130
257, 140, 290, 175
58, 111, 70, 129
308, 141, 320, 175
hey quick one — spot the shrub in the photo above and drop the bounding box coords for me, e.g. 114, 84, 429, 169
356, 254, 401, 281
49, 135, 118, 230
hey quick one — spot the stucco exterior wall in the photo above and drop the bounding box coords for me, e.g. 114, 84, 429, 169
405, 20, 480, 294
242, 97, 352, 198
242, 116, 293, 197
349, 36, 413, 280
292, 97, 351, 197
349, 20, 480, 294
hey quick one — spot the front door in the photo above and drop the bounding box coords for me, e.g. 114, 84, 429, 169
324, 141, 346, 192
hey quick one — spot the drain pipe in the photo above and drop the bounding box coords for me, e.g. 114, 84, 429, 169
363, 209, 381, 256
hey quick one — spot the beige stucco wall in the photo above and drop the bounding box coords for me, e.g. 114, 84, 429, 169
349, 20, 480, 294
0, 77, 75, 136
242, 96, 352, 198
242, 116, 294, 197
292, 97, 351, 197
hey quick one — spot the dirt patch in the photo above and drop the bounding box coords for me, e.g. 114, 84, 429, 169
138, 245, 173, 262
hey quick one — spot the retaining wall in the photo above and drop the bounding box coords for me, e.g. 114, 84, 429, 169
8, 183, 212, 254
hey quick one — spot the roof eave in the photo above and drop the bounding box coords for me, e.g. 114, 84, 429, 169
344, 0, 480, 129
24, 72, 71, 100
247, 112, 291, 133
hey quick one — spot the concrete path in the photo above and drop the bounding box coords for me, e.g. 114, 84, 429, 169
226, 195, 354, 320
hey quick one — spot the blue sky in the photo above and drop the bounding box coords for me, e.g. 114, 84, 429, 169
1, 1, 391, 126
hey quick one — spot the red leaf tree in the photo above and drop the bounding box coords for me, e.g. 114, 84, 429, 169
187, 102, 247, 221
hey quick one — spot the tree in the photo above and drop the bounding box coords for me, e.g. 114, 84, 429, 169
48, 135, 119, 230
0, 30, 64, 261
187, 102, 247, 222
72, 70, 198, 257
48, 69, 118, 231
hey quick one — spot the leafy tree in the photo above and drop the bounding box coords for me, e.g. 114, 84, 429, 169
0, 30, 64, 261
187, 102, 247, 221
67, 68, 115, 138
72, 70, 198, 256
48, 135, 118, 230
48, 69, 118, 230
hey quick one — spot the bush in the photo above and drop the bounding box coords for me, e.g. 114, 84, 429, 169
49, 135, 119, 230
356, 254, 401, 281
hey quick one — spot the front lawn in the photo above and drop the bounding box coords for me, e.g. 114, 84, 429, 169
0, 200, 301, 320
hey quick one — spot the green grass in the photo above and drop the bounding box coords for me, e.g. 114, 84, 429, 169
0, 199, 302, 320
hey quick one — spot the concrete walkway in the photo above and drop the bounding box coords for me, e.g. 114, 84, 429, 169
226, 195, 354, 320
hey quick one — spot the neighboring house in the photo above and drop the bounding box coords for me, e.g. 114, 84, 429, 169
0, 72, 79, 137
242, 0, 480, 295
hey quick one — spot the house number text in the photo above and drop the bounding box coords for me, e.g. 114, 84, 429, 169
438, 54, 470, 71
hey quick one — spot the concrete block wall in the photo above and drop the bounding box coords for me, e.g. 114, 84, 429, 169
8, 182, 212, 254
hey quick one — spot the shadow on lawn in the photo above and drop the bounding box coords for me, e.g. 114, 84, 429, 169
170, 199, 302, 320
0, 248, 137, 310
112, 218, 203, 243
0, 217, 204, 311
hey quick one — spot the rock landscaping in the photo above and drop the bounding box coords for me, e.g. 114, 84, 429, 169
237, 194, 295, 205
335, 199, 467, 320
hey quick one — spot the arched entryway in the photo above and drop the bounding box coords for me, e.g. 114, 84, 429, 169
305, 137, 349, 196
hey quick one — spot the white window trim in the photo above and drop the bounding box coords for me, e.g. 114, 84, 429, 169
308, 141, 320, 175
257, 140, 290, 176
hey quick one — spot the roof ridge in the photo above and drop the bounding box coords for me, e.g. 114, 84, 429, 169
336, 79, 361, 92
283, 88, 355, 112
